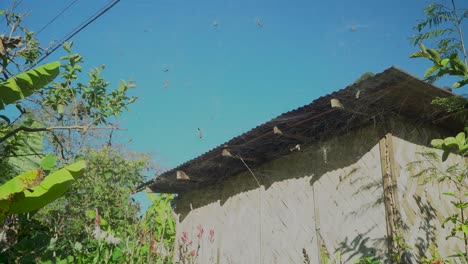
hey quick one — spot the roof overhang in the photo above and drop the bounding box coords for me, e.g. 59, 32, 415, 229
136, 66, 463, 193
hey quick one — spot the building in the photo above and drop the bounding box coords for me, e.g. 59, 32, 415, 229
138, 67, 465, 263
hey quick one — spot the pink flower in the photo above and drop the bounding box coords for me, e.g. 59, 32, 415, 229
181, 231, 188, 244
190, 250, 196, 257
209, 229, 215, 243
196, 225, 204, 239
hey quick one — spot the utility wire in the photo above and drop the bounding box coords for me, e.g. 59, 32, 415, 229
29, 0, 121, 69
36, 0, 81, 36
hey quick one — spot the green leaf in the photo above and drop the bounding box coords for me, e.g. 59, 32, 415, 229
419, 43, 427, 53
441, 58, 450, 67
427, 48, 441, 62
409, 51, 430, 59
444, 137, 457, 147
442, 150, 450, 161
40, 154, 56, 171
455, 132, 466, 148
443, 192, 456, 197
424, 64, 440, 77
62, 42, 72, 54
6, 118, 44, 175
85, 209, 96, 219
431, 138, 444, 148
0, 10, 5, 15
112, 246, 123, 261
0, 61, 60, 109
0, 161, 86, 219
462, 225, 468, 235
57, 104, 64, 114
0, 169, 42, 199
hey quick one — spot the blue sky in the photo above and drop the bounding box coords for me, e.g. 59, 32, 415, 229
1, 0, 467, 176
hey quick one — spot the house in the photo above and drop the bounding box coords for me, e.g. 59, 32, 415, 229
137, 67, 466, 263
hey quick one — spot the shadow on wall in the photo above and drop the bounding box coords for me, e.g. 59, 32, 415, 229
174, 117, 453, 261
336, 226, 386, 263
175, 120, 384, 219
176, 117, 449, 216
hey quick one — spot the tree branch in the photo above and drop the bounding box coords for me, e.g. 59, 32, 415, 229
451, 0, 467, 65
0, 125, 125, 143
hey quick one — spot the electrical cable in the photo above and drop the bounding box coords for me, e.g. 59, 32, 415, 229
29, 0, 121, 69
36, 0, 81, 36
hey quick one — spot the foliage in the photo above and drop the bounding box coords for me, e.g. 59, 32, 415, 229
0, 147, 159, 263
0, 159, 85, 222
0, 6, 142, 263
0, 10, 44, 79
354, 72, 375, 84
141, 192, 176, 248
0, 61, 60, 109
410, 3, 466, 58
176, 224, 216, 264
28, 42, 138, 162
431, 133, 468, 262
41, 42, 137, 128
39, 148, 149, 257
410, 43, 468, 87
431, 131, 468, 160
126, 193, 176, 264
410, 0, 468, 88
355, 257, 382, 264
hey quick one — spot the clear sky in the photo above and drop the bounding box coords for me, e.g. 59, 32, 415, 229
1, 0, 467, 178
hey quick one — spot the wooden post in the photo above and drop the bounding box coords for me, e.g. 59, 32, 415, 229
379, 133, 403, 263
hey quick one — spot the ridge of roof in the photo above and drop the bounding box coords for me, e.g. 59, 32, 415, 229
136, 66, 459, 193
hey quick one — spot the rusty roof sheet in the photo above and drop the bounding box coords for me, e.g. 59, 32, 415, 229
136, 66, 460, 193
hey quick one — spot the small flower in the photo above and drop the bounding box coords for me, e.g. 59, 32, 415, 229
92, 226, 107, 241
150, 240, 156, 250
190, 250, 196, 257
196, 225, 204, 239
181, 231, 188, 244
432, 261, 441, 264
209, 229, 215, 243
105, 233, 121, 246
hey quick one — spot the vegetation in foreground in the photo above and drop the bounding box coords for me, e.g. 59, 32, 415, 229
0, 1, 467, 263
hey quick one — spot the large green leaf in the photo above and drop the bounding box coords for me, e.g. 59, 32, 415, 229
10, 160, 86, 214
6, 118, 44, 177
0, 160, 86, 221
0, 61, 60, 109
0, 169, 42, 199
40, 154, 56, 171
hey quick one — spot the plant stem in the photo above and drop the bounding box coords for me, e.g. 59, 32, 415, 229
451, 0, 467, 65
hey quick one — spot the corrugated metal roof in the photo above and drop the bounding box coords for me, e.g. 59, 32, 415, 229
136, 66, 460, 193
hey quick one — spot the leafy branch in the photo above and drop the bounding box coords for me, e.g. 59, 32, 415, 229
0, 125, 123, 144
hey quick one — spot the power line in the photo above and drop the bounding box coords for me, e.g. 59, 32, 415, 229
36, 0, 81, 36
29, 0, 121, 69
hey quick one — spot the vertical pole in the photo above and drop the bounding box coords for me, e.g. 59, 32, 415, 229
379, 133, 403, 263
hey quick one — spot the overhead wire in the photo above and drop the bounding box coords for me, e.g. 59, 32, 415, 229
36, 0, 81, 36
28, 0, 121, 69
